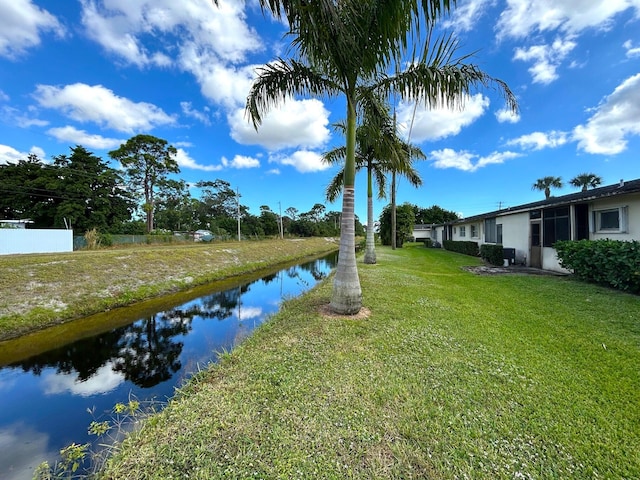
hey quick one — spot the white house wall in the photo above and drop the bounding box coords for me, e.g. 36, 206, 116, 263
496, 212, 529, 264
589, 192, 640, 242
0, 229, 73, 255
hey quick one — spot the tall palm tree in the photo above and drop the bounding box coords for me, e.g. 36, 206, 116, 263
532, 176, 563, 199
324, 92, 424, 265
246, 0, 518, 314
570, 173, 602, 192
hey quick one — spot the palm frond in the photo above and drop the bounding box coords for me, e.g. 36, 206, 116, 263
322, 146, 347, 166
325, 169, 345, 203
246, 58, 340, 128
378, 57, 518, 114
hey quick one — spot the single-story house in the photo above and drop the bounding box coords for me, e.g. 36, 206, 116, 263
412, 224, 435, 242
429, 178, 640, 273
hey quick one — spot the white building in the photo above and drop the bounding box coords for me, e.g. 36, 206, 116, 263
430, 178, 640, 273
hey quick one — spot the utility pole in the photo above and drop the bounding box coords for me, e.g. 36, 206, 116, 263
278, 201, 284, 239
237, 187, 241, 242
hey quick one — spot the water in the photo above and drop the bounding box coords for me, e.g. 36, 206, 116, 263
0, 252, 337, 480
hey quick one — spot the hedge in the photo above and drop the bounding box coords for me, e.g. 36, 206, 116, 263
480, 244, 504, 266
443, 240, 479, 257
555, 239, 640, 293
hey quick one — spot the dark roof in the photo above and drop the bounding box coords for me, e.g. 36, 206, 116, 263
450, 178, 640, 225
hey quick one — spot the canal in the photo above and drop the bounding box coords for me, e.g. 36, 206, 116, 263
0, 252, 337, 480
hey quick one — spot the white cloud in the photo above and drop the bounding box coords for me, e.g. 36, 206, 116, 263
0, 423, 55, 480
507, 130, 569, 150
429, 148, 522, 172
43, 363, 124, 397
0, 144, 45, 164
229, 99, 331, 150
183, 57, 257, 109
181, 101, 211, 126
1, 106, 49, 128
573, 73, 640, 155
269, 150, 330, 173
266, 168, 280, 175
496, 0, 640, 39
234, 305, 263, 320
623, 39, 640, 58
513, 37, 577, 84
0, 90, 9, 102
80, 0, 263, 93
222, 155, 260, 169
396, 94, 490, 142
47, 126, 124, 149
33, 83, 176, 133
175, 148, 223, 171
0, 0, 64, 58
495, 106, 521, 123
442, 0, 497, 32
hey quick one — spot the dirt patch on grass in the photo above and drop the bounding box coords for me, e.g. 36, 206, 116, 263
317, 303, 371, 320
462, 265, 568, 276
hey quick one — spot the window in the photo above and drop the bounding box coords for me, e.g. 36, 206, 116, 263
459, 226, 466, 238
594, 207, 628, 233
470, 224, 478, 238
484, 217, 497, 243
543, 207, 570, 247
497, 224, 503, 244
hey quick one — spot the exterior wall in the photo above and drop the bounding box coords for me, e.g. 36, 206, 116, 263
496, 212, 529, 264
412, 224, 432, 240
450, 221, 482, 242
0, 229, 73, 255
541, 247, 567, 272
589, 193, 640, 241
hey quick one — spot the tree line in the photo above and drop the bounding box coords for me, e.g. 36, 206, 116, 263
0, 135, 364, 238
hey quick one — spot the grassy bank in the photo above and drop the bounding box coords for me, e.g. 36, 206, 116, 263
0, 237, 338, 341
102, 243, 640, 479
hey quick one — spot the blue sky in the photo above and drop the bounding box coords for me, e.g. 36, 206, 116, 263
1, 0, 639, 222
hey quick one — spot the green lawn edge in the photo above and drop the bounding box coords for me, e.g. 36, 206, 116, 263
100, 243, 640, 479
0, 238, 339, 341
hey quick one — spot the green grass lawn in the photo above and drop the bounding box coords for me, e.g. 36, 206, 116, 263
101, 243, 640, 479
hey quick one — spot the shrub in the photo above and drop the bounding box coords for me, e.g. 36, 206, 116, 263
555, 239, 640, 293
443, 240, 479, 257
480, 244, 504, 266
84, 228, 101, 250
99, 233, 113, 247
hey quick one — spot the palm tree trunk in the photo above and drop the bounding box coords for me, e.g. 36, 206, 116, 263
391, 170, 396, 250
330, 96, 362, 315
364, 161, 376, 264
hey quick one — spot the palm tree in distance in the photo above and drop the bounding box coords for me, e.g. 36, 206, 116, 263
245, 0, 518, 315
570, 173, 603, 192
533, 176, 563, 199
324, 91, 424, 265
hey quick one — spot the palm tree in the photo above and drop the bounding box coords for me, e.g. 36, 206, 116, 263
246, 0, 518, 315
570, 173, 602, 192
532, 176, 563, 199
324, 92, 424, 264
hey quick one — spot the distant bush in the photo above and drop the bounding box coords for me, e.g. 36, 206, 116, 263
555, 239, 640, 293
99, 233, 113, 247
480, 244, 504, 266
443, 240, 479, 257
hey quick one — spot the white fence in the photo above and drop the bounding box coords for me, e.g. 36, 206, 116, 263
0, 229, 73, 255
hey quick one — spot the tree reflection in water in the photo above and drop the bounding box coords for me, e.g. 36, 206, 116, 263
7, 252, 337, 390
